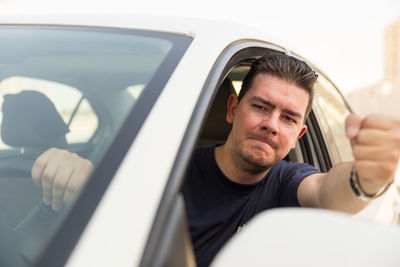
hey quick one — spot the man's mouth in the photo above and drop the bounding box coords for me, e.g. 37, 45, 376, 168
248, 135, 278, 150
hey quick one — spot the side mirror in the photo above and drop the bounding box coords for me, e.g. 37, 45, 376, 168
211, 208, 400, 267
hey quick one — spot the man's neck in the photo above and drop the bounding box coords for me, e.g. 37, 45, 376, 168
214, 144, 269, 185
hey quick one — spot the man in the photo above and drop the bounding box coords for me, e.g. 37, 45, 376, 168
180, 54, 400, 266
31, 54, 400, 266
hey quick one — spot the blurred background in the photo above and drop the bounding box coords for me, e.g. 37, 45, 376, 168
1, 0, 400, 223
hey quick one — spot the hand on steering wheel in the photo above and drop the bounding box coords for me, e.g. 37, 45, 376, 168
31, 148, 93, 211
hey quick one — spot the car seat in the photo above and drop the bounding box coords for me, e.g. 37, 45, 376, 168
1, 90, 69, 150
198, 78, 236, 145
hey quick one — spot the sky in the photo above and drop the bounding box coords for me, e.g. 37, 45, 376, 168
1, 0, 399, 94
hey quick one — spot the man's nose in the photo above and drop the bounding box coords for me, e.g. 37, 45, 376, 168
260, 112, 280, 135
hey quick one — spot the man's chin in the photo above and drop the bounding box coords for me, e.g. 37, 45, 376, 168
240, 154, 274, 173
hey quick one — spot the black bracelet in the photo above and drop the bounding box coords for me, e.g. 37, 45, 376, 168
349, 165, 392, 202
349, 168, 364, 200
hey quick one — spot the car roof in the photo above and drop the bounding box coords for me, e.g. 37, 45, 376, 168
0, 14, 289, 49
0, 13, 339, 108
0, 13, 339, 98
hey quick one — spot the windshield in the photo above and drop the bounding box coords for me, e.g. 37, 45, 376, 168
0, 25, 191, 266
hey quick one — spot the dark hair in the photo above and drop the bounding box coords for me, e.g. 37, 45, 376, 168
238, 53, 318, 120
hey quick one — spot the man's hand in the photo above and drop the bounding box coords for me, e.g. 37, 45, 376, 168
31, 148, 93, 211
346, 114, 400, 195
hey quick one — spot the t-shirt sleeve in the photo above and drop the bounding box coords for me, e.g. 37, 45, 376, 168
276, 161, 321, 207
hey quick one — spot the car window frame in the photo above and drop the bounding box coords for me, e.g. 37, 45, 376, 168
312, 75, 354, 165
32, 27, 192, 267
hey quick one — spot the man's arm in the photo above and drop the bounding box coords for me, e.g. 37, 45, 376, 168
298, 114, 400, 213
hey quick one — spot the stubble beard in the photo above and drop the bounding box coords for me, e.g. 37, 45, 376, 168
232, 144, 274, 174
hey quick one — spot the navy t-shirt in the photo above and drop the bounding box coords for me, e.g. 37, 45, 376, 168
182, 144, 320, 267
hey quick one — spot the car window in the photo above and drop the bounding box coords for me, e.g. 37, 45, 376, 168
313, 75, 354, 163
0, 25, 191, 266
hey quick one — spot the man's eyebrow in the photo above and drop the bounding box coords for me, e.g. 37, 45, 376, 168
283, 109, 303, 119
250, 96, 303, 119
251, 96, 275, 108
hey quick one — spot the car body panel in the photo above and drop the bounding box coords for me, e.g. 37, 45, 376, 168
212, 208, 400, 266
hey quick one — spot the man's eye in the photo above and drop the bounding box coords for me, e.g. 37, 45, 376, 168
283, 115, 296, 123
253, 104, 266, 111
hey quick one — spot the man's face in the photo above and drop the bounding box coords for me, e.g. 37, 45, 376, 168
226, 73, 309, 172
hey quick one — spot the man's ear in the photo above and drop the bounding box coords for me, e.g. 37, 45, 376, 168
226, 94, 238, 124
297, 125, 307, 140
291, 125, 307, 149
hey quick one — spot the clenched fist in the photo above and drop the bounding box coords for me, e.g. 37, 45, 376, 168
346, 114, 400, 195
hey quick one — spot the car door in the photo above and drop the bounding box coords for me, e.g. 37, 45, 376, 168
0, 25, 192, 267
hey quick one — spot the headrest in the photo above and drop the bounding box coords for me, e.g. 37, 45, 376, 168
1, 90, 69, 150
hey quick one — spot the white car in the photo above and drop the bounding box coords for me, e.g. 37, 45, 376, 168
0, 14, 399, 267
